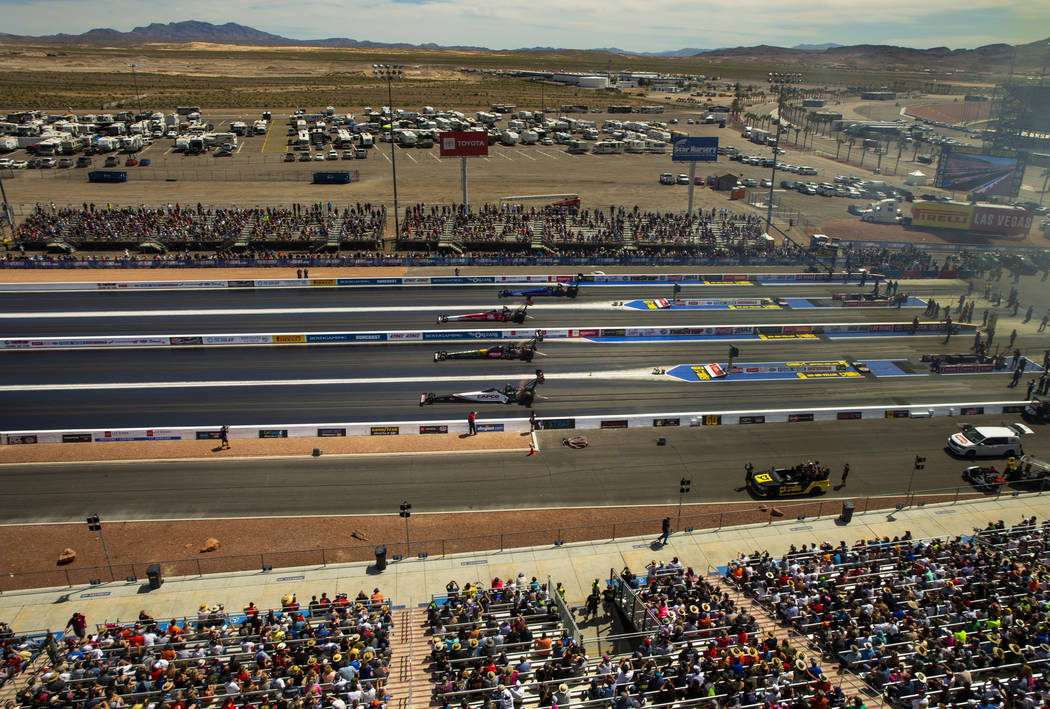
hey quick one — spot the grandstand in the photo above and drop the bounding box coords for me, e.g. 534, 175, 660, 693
12, 204, 385, 255
6, 505, 1050, 709
396, 204, 781, 259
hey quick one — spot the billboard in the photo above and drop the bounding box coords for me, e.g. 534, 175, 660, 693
672, 136, 718, 162
911, 201, 971, 230
935, 146, 1027, 198
910, 200, 1034, 236
969, 205, 1034, 235
440, 131, 489, 157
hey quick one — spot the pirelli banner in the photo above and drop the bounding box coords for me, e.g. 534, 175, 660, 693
911, 201, 972, 230
911, 201, 1034, 236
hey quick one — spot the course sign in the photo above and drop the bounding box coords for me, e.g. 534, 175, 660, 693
440, 131, 489, 157
672, 137, 718, 163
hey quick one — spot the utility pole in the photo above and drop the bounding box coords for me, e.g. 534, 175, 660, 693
129, 64, 142, 117
765, 73, 802, 233
373, 65, 403, 243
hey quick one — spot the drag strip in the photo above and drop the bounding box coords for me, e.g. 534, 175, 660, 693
1, 419, 1044, 523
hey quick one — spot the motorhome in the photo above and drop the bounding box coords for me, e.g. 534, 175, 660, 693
520, 130, 538, 145
647, 140, 667, 154
500, 131, 519, 146
625, 140, 647, 153
592, 140, 624, 154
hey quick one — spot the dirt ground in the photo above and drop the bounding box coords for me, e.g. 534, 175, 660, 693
0, 493, 962, 591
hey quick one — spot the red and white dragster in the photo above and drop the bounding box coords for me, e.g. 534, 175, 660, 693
437, 305, 528, 324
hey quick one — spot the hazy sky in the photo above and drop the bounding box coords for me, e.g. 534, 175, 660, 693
1, 0, 1048, 52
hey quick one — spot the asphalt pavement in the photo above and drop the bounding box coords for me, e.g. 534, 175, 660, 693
2, 277, 1040, 429
0, 420, 1042, 524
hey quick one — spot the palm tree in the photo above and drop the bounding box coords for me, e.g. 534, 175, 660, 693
845, 138, 856, 163
859, 146, 867, 168
835, 136, 845, 160
1040, 167, 1050, 206
894, 137, 905, 174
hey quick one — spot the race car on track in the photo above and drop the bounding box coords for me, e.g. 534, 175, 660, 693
436, 305, 528, 324
419, 370, 544, 406
497, 283, 579, 299
963, 465, 1005, 493
434, 336, 542, 362
746, 464, 830, 498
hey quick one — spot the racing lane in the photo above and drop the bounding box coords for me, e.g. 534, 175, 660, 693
1, 419, 1044, 523
0, 367, 1024, 430
4, 337, 978, 385
0, 280, 958, 313
1, 307, 934, 336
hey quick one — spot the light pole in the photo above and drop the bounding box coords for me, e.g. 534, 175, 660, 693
86, 514, 115, 581
399, 500, 412, 554
129, 64, 142, 118
907, 455, 925, 502
764, 73, 802, 233
373, 64, 403, 243
676, 478, 691, 531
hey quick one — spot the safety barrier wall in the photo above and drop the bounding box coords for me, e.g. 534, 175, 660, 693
1, 400, 1027, 445
0, 271, 887, 292
0, 321, 972, 350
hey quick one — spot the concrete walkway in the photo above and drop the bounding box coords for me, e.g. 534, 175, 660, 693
1, 494, 1043, 634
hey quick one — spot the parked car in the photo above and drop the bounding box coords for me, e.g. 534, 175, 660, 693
124, 158, 138, 166
40, 157, 56, 168
741, 177, 758, 187
779, 180, 797, 190
139, 158, 151, 167
11, 160, 27, 169
214, 149, 232, 157
342, 150, 355, 160
677, 174, 690, 185
57, 157, 73, 168
694, 176, 705, 185
283, 153, 296, 162
759, 178, 772, 188
313, 153, 325, 161
299, 153, 312, 162
659, 173, 675, 185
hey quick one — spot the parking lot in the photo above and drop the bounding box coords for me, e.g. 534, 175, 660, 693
0, 103, 988, 237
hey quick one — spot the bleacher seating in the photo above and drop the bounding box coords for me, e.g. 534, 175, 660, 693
10, 591, 394, 709
726, 517, 1050, 708
12, 204, 384, 254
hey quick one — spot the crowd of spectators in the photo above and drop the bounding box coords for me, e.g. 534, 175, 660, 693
726, 517, 1050, 708
398, 204, 782, 259
11, 203, 384, 251
13, 590, 393, 709
2, 620, 44, 689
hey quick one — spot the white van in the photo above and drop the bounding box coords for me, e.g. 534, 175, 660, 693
947, 423, 1032, 458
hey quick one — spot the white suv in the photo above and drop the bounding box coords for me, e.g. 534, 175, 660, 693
947, 423, 1032, 458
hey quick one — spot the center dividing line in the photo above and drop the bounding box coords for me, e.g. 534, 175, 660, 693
0, 369, 656, 392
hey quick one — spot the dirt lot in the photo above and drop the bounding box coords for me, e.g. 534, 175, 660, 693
0, 109, 911, 232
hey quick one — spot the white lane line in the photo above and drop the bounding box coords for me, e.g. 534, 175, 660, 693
402, 151, 417, 163
0, 368, 657, 392
0, 302, 622, 318
517, 151, 536, 161
430, 153, 442, 162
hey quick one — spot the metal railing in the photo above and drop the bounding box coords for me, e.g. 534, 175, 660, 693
0, 482, 1043, 593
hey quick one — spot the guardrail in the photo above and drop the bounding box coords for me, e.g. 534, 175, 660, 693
0, 483, 1042, 594
0, 320, 970, 351
0, 398, 1026, 445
